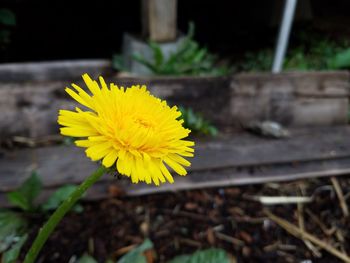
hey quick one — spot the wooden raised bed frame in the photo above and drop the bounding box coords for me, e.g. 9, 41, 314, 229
0, 60, 349, 207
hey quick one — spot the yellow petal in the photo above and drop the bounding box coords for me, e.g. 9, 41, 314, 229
71, 83, 93, 108
168, 153, 191, 167
82, 73, 101, 95
159, 161, 174, 183
148, 159, 165, 185
85, 142, 112, 161
65, 88, 91, 108
163, 157, 187, 176
178, 151, 194, 157
99, 76, 109, 91
60, 127, 97, 137
116, 157, 126, 175
117, 153, 131, 176
75, 139, 96, 147
130, 159, 139, 184
102, 149, 119, 168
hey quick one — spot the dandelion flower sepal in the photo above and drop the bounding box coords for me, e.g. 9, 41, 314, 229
23, 166, 107, 263
58, 74, 195, 185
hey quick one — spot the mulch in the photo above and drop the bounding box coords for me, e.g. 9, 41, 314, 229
20, 175, 350, 263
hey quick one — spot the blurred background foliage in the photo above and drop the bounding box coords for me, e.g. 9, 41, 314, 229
239, 32, 350, 71
123, 23, 230, 76
2, 0, 350, 70
0, 8, 15, 49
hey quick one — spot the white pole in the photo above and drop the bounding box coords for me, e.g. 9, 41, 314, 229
272, 0, 298, 73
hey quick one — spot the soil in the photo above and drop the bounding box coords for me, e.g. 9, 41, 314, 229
19, 175, 350, 263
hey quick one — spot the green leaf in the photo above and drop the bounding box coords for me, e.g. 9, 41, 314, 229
63, 136, 76, 146
186, 21, 195, 40
6, 192, 31, 211
2, 234, 28, 263
149, 41, 164, 68
206, 126, 218, 137
112, 54, 126, 71
168, 248, 231, 263
129, 21, 227, 76
77, 253, 98, 263
179, 107, 218, 137
0, 210, 27, 253
186, 108, 197, 126
0, 9, 16, 26
192, 48, 207, 64
20, 172, 43, 201
327, 48, 350, 69
132, 53, 158, 73
6, 172, 42, 211
117, 239, 153, 263
41, 185, 82, 212
194, 116, 204, 130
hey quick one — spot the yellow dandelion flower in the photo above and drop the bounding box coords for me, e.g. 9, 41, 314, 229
58, 74, 194, 185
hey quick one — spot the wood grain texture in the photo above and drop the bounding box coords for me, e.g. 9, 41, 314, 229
0, 71, 348, 140
1, 127, 350, 206
142, 0, 177, 41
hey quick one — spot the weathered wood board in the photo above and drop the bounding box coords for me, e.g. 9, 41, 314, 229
1, 127, 350, 207
0, 60, 112, 82
0, 70, 348, 139
142, 0, 177, 42
230, 71, 350, 126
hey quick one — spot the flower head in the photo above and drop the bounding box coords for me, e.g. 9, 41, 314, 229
58, 74, 194, 185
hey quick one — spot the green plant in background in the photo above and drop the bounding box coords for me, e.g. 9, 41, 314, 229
179, 107, 218, 137
285, 39, 349, 70
75, 239, 233, 263
0, 172, 82, 263
240, 35, 350, 72
0, 210, 27, 263
327, 46, 350, 69
113, 22, 230, 76
112, 54, 126, 72
241, 49, 274, 72
62, 136, 76, 146
0, 8, 16, 49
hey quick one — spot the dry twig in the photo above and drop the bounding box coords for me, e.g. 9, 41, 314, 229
264, 209, 350, 263
12, 135, 63, 147
214, 232, 245, 247
305, 208, 335, 236
244, 195, 312, 205
297, 202, 322, 257
113, 244, 137, 257
331, 177, 349, 217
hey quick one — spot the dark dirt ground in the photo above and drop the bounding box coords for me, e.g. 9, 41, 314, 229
19, 175, 350, 263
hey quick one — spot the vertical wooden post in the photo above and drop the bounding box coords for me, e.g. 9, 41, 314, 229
142, 0, 177, 42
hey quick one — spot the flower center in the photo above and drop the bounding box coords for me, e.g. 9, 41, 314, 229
133, 117, 155, 129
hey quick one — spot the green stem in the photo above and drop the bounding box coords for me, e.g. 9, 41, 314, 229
24, 166, 107, 263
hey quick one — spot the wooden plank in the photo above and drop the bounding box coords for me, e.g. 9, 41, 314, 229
194, 126, 350, 170
1, 127, 350, 193
230, 71, 349, 127
0, 76, 230, 139
292, 98, 348, 126
233, 71, 350, 97
142, 0, 177, 42
125, 157, 350, 196
0, 60, 111, 82
1, 155, 350, 207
